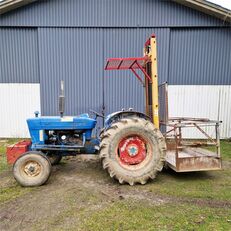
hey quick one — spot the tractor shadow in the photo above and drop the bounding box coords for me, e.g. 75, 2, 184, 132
161, 166, 216, 181
47, 156, 221, 191
49, 157, 114, 185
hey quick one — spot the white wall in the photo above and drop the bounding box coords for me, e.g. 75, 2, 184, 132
0, 83, 40, 138
0, 84, 230, 139
168, 85, 231, 139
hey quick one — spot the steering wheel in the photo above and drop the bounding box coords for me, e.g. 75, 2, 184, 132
90, 109, 104, 118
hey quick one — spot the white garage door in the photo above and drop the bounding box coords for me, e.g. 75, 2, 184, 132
168, 85, 231, 139
0, 83, 41, 138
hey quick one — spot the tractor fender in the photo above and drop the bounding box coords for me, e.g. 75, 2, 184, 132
104, 110, 151, 129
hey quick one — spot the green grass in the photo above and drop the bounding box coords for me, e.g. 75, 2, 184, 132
78, 140, 231, 230
0, 183, 32, 204
0, 138, 230, 230
79, 200, 231, 231
0, 138, 33, 204
205, 140, 231, 160
145, 169, 231, 201
143, 140, 231, 201
37, 140, 231, 230
220, 140, 231, 160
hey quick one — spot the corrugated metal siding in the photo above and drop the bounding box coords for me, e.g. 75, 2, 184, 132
168, 85, 231, 138
0, 83, 40, 137
0, 0, 230, 139
38, 28, 104, 117
37, 28, 169, 116
0, 0, 226, 27
103, 28, 170, 114
0, 28, 39, 83
168, 28, 231, 85
218, 86, 231, 138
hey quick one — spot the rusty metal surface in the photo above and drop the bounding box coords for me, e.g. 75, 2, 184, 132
164, 119, 222, 172
157, 78, 223, 172
166, 148, 222, 172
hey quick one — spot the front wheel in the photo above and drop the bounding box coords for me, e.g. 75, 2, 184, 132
13, 151, 51, 187
99, 117, 166, 185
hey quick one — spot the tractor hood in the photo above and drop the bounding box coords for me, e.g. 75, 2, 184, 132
27, 113, 96, 130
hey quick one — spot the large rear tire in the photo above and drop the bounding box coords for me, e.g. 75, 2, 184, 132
13, 151, 51, 187
99, 117, 166, 185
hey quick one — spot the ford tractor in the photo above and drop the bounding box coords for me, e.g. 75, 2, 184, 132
8, 35, 222, 187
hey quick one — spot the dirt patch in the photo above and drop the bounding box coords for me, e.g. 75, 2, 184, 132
0, 157, 230, 231
0, 158, 167, 230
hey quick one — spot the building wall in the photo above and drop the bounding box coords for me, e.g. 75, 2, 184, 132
168, 28, 231, 85
0, 28, 39, 83
0, 0, 226, 27
0, 0, 230, 138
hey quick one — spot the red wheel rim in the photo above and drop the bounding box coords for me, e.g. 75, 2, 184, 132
118, 135, 147, 165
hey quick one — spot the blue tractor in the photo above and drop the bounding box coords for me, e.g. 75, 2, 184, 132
13, 35, 221, 187
13, 36, 167, 187
13, 79, 165, 187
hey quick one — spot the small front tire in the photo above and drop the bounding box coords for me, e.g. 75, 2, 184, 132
13, 151, 51, 187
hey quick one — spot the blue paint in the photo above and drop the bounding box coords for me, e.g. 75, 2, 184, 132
27, 113, 99, 154
104, 110, 150, 129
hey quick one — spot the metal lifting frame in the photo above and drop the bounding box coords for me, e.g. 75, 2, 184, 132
105, 34, 160, 128
105, 57, 151, 85
144, 35, 159, 128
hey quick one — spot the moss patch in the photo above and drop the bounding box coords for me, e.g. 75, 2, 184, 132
0, 183, 33, 204
79, 200, 231, 231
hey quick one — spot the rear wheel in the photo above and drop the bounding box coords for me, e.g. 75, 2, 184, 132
13, 151, 51, 187
99, 117, 166, 185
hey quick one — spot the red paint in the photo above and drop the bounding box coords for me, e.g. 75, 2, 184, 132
6, 140, 31, 164
104, 57, 152, 84
144, 34, 156, 47
118, 136, 147, 165
105, 57, 149, 70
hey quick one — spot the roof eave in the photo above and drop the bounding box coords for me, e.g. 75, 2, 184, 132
0, 0, 231, 24
0, 0, 36, 15
173, 0, 231, 23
